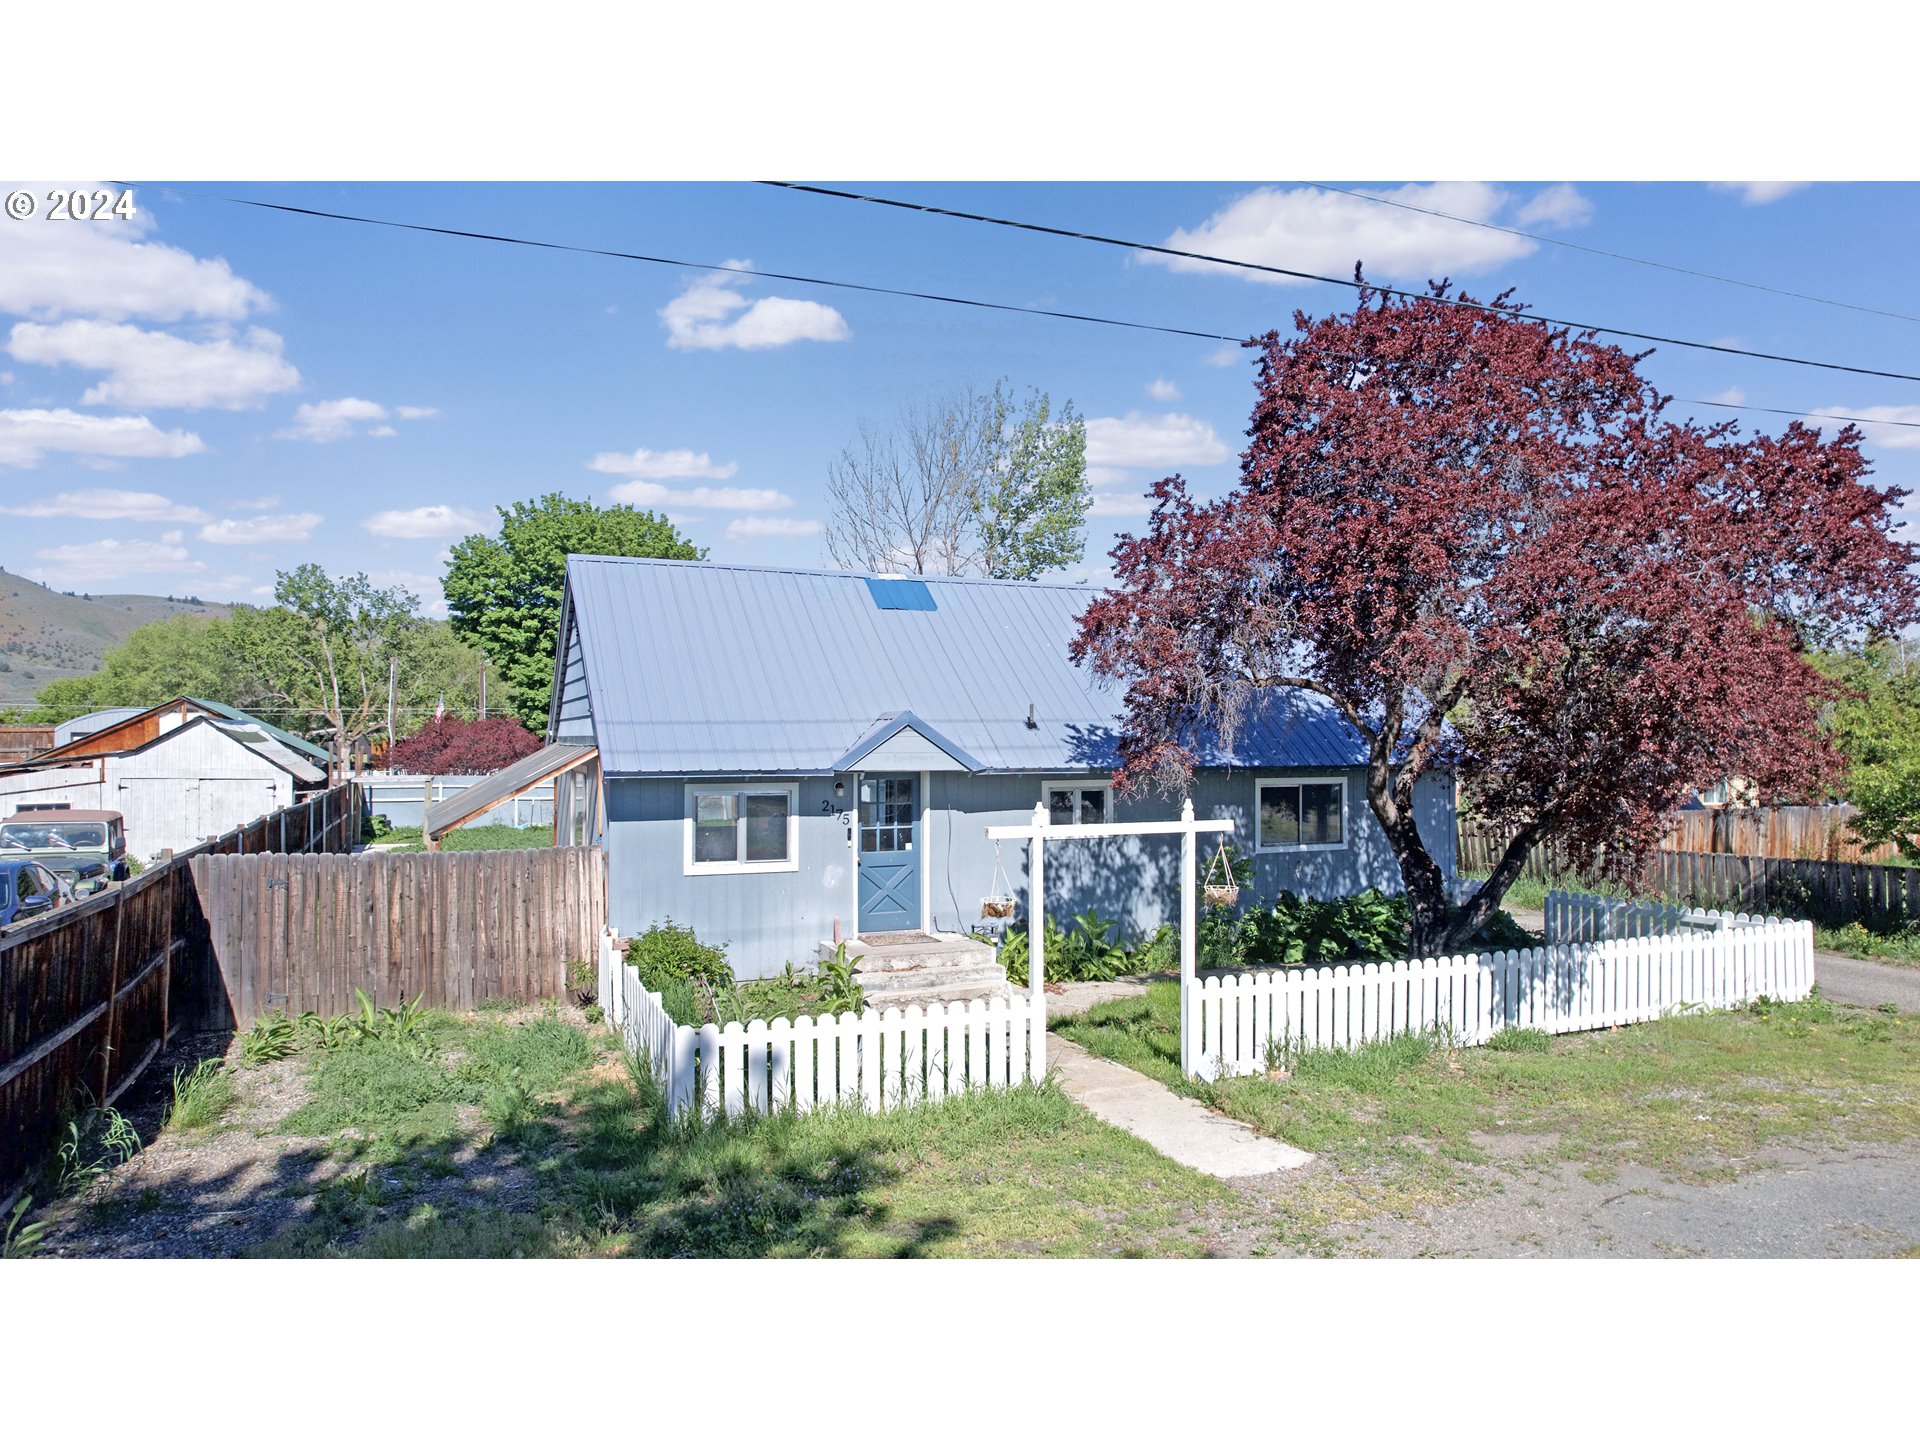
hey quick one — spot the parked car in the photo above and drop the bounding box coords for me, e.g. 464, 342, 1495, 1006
0, 809, 130, 897
0, 857, 71, 928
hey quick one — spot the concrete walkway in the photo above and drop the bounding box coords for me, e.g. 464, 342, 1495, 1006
1047, 1035, 1313, 1178
1814, 950, 1920, 1012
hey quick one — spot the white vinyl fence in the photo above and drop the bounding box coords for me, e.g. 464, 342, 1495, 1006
1189, 893, 1815, 1080
598, 929, 1040, 1119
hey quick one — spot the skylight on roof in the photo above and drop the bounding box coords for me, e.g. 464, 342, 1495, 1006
864, 577, 937, 611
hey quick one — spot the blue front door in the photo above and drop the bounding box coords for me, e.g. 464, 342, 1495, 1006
857, 773, 920, 932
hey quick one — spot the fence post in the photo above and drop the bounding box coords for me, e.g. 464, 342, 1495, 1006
1028, 802, 1046, 1082
1179, 797, 1197, 1079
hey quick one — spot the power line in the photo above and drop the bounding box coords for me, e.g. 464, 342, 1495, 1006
128, 183, 1240, 345
129, 183, 1920, 429
758, 181, 1920, 385
1293, 181, 1920, 326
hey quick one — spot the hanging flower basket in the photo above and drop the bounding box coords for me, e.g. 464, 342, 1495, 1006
981, 839, 1017, 917
1202, 836, 1240, 908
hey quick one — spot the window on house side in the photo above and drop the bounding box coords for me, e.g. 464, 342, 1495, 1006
686, 786, 796, 871
1256, 778, 1346, 851
1044, 783, 1111, 826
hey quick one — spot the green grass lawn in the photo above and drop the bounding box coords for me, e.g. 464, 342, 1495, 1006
1055, 980, 1920, 1223
185, 1007, 1237, 1258
368, 823, 553, 854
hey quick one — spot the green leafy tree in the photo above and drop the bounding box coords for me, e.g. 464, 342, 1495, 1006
234, 566, 490, 771
28, 613, 250, 723
975, 383, 1090, 580
30, 569, 494, 768
1823, 638, 1920, 860
443, 493, 704, 730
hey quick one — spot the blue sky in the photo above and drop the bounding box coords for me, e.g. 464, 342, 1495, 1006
3, 179, 1918, 617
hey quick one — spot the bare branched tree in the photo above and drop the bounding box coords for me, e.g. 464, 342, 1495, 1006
825, 391, 993, 574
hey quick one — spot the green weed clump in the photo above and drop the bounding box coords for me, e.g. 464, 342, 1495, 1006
165, 1058, 237, 1131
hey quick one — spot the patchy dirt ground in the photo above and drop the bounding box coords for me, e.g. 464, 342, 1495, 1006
30, 1006, 581, 1259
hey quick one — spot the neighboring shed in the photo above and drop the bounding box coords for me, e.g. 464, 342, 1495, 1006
549, 556, 1458, 977
0, 725, 55, 765
22, 697, 331, 773
0, 716, 313, 860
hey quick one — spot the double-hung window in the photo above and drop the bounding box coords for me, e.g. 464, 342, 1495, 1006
1255, 776, 1347, 851
684, 782, 799, 874
1043, 781, 1111, 827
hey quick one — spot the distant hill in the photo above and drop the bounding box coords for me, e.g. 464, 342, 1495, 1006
0, 567, 232, 709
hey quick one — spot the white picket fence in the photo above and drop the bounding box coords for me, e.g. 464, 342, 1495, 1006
598, 929, 1040, 1119
1189, 901, 1815, 1080
1543, 889, 1767, 942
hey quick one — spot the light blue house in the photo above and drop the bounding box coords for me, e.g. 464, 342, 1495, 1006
545, 556, 1457, 980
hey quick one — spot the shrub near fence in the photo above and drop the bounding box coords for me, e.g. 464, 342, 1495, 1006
601, 930, 1040, 1119
1190, 891, 1814, 1081
0, 782, 361, 1203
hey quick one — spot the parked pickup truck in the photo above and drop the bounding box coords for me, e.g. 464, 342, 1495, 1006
0, 809, 131, 899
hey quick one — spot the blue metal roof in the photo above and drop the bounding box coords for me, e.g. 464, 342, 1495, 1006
562, 557, 1371, 776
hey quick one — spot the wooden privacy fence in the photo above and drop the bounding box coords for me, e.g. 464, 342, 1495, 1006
1647, 850, 1919, 928
0, 782, 360, 1202
1190, 896, 1813, 1080
603, 930, 1039, 1119
1462, 805, 1900, 875
193, 846, 607, 1025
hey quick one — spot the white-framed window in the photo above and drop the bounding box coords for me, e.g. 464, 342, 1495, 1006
1042, 779, 1112, 827
1254, 775, 1348, 852
683, 781, 800, 875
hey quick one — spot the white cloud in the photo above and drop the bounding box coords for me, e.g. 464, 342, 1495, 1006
1144, 182, 1540, 286
587, 446, 740, 480
0, 407, 204, 468
360, 504, 492, 540
659, 264, 850, 351
7, 319, 300, 410
1089, 491, 1156, 517
227, 495, 281, 512
1146, 377, 1181, 402
275, 397, 434, 443
725, 515, 823, 540
1201, 345, 1244, 368
608, 478, 795, 511
198, 512, 323, 545
0, 186, 270, 321
1086, 412, 1233, 471
1513, 183, 1594, 229
0, 487, 211, 522
1710, 182, 1809, 205
1808, 404, 1920, 450
1705, 387, 1747, 406
28, 536, 208, 585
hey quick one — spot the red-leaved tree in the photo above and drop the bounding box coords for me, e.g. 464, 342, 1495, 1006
1074, 280, 1920, 956
386, 715, 543, 775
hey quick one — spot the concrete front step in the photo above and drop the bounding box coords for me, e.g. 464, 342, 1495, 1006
816, 936, 998, 973
863, 978, 1011, 1012
856, 963, 1008, 994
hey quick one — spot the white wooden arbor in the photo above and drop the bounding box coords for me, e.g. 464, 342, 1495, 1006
985, 798, 1235, 1076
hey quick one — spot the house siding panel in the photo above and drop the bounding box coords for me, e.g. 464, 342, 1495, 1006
604, 765, 1458, 978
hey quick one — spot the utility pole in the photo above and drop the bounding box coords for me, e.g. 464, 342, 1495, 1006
479, 661, 487, 721
387, 656, 397, 765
